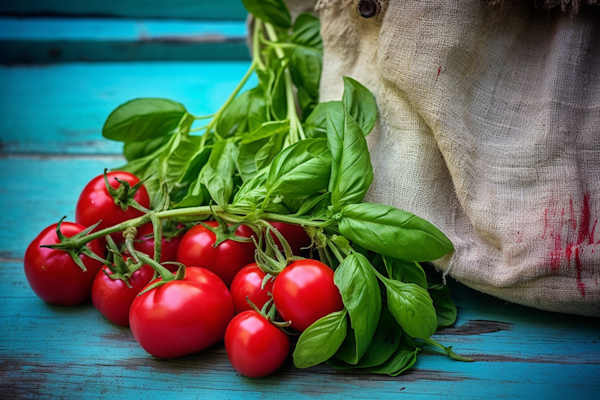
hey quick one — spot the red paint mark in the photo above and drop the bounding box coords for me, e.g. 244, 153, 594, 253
544, 193, 597, 297
569, 198, 577, 235
575, 247, 585, 297
549, 230, 562, 273
542, 209, 549, 239
436, 66, 442, 80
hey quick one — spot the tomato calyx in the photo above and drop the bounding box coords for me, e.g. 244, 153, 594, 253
253, 221, 303, 276
198, 213, 253, 248
245, 296, 291, 330
103, 235, 144, 288
103, 168, 153, 213
40, 216, 108, 272
134, 251, 186, 296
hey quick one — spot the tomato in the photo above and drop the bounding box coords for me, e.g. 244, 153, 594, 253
230, 263, 274, 315
24, 222, 105, 306
129, 267, 234, 358
176, 221, 256, 287
225, 310, 289, 378
132, 223, 183, 272
91, 264, 154, 327
272, 259, 343, 332
76, 171, 150, 242
269, 222, 311, 256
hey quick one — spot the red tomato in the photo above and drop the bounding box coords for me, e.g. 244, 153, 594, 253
132, 223, 183, 272
75, 171, 150, 242
272, 259, 343, 332
129, 267, 234, 358
24, 222, 105, 306
225, 310, 289, 378
269, 222, 311, 256
176, 221, 256, 287
230, 263, 274, 315
91, 264, 154, 327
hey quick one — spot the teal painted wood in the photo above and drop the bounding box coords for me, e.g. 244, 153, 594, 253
0, 62, 257, 155
0, 0, 248, 20
0, 17, 249, 63
1, 259, 598, 399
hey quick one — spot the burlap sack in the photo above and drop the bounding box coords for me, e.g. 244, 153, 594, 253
314, 0, 600, 316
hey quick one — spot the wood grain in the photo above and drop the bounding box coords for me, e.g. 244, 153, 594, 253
0, 17, 250, 63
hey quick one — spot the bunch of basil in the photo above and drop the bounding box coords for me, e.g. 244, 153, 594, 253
100, 0, 469, 376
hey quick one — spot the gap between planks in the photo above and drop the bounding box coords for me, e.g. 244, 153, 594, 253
0, 153, 124, 160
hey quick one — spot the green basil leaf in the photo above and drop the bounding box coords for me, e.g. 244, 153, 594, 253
291, 14, 322, 49
216, 88, 267, 138
384, 256, 428, 289
367, 334, 418, 376
342, 77, 377, 136
384, 279, 437, 339
238, 122, 288, 182
293, 309, 348, 369
333, 253, 381, 364
163, 135, 204, 190
103, 98, 189, 143
241, 0, 291, 29
339, 202, 454, 262
290, 46, 322, 119
200, 140, 238, 209
326, 104, 373, 209
173, 174, 209, 209
266, 138, 332, 198
303, 101, 339, 139
123, 135, 172, 161
329, 306, 402, 370
240, 120, 289, 144
232, 168, 268, 209
429, 284, 457, 328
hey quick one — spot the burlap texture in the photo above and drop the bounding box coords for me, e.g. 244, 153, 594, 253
315, 0, 600, 316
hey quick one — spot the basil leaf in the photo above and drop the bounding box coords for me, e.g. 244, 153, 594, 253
266, 138, 332, 198
429, 284, 457, 328
367, 334, 418, 376
326, 104, 373, 209
342, 77, 377, 135
238, 123, 287, 182
333, 253, 381, 364
103, 98, 189, 143
123, 135, 172, 161
329, 306, 402, 370
304, 101, 339, 139
339, 202, 454, 262
173, 174, 209, 209
200, 140, 238, 209
289, 14, 323, 119
384, 279, 437, 339
216, 88, 267, 138
384, 256, 428, 289
291, 14, 322, 48
241, 0, 291, 29
293, 309, 348, 369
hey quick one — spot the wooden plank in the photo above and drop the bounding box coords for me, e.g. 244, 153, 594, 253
0, 61, 256, 155
0, 0, 248, 21
1, 260, 598, 399
0, 17, 249, 63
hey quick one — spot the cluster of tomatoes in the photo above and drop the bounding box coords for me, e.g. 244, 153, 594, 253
23, 171, 345, 378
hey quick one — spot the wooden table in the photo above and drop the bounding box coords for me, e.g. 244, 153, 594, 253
1, 3, 598, 398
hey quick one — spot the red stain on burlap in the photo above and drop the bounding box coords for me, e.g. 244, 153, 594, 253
544, 193, 598, 298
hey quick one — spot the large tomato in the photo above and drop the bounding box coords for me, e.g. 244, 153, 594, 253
132, 223, 183, 272
269, 222, 311, 256
225, 310, 289, 378
91, 264, 154, 327
230, 263, 274, 315
176, 221, 256, 287
24, 222, 105, 306
272, 259, 343, 332
129, 267, 234, 358
76, 171, 150, 242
